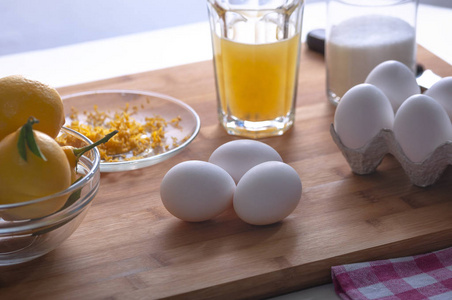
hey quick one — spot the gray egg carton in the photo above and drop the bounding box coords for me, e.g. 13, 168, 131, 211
330, 124, 452, 187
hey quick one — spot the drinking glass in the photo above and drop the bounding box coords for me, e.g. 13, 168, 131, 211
207, 0, 304, 138
326, 0, 418, 105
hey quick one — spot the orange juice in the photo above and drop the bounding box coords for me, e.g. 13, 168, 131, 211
213, 33, 301, 122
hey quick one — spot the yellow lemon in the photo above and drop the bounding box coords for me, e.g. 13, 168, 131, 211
0, 75, 65, 141
0, 119, 71, 220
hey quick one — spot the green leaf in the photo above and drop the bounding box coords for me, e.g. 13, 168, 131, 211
25, 120, 47, 161
17, 117, 47, 162
17, 125, 28, 161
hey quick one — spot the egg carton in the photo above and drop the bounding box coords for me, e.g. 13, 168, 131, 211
330, 124, 452, 187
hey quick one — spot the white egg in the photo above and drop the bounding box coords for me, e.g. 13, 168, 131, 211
233, 161, 302, 226
365, 60, 420, 112
209, 140, 283, 184
160, 160, 236, 222
334, 83, 394, 149
425, 76, 452, 121
393, 94, 452, 163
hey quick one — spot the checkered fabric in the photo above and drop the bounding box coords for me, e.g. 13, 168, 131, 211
331, 247, 452, 300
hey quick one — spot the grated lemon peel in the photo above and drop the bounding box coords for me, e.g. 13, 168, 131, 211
63, 103, 185, 162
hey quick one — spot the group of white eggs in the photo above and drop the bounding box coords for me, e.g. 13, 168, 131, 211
160, 140, 302, 225
334, 60, 452, 163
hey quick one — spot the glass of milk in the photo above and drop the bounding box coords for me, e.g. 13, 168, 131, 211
326, 0, 418, 105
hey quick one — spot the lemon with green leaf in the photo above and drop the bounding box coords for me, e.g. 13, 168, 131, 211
0, 117, 71, 220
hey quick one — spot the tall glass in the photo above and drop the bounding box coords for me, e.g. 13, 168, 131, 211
207, 0, 304, 139
326, 0, 418, 106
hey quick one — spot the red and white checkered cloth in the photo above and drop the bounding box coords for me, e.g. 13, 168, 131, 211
332, 247, 452, 300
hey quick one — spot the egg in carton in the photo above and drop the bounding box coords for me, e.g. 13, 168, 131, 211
331, 61, 452, 187
330, 124, 452, 187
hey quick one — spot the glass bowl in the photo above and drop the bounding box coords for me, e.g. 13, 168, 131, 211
0, 127, 100, 266
61, 90, 201, 172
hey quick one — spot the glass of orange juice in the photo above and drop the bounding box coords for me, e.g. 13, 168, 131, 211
207, 0, 304, 138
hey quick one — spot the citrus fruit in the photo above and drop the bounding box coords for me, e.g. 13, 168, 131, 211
0, 118, 72, 220
0, 75, 65, 141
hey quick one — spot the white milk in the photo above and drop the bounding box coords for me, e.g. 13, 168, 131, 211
326, 15, 416, 101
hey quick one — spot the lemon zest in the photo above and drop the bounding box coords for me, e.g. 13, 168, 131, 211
63, 104, 184, 162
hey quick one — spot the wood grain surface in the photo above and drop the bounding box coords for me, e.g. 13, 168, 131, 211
1, 45, 451, 300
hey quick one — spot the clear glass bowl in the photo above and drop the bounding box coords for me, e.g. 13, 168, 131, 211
0, 127, 100, 266
62, 90, 201, 172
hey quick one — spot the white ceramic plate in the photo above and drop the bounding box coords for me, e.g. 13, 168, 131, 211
62, 89, 200, 172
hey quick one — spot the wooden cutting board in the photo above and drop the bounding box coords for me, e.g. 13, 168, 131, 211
1, 46, 451, 300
